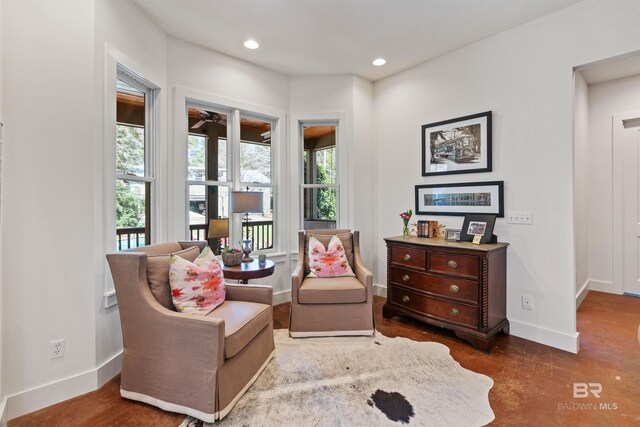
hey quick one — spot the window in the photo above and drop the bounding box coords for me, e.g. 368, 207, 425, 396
301, 124, 338, 230
186, 105, 275, 254
115, 69, 155, 250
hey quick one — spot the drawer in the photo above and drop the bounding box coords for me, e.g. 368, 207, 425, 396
390, 246, 426, 270
389, 267, 479, 304
391, 288, 478, 328
428, 251, 479, 280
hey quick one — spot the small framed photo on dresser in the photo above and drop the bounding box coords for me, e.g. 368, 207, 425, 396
445, 228, 461, 242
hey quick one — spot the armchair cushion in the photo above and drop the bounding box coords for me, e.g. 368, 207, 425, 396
307, 235, 355, 278
298, 276, 366, 304
147, 246, 200, 310
208, 301, 271, 358
305, 232, 354, 275
169, 247, 226, 314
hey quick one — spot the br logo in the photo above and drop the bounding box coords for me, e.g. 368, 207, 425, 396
573, 383, 602, 398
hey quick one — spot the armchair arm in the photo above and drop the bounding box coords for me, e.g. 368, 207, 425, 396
225, 283, 273, 305
352, 231, 374, 303
291, 262, 305, 303
291, 231, 306, 303
137, 310, 226, 368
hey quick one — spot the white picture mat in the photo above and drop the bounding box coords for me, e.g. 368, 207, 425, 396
417, 184, 500, 215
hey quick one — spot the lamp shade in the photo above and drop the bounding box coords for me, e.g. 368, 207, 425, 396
231, 191, 263, 214
208, 218, 229, 239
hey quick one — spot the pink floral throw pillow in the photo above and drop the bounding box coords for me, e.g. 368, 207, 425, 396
307, 235, 356, 278
169, 246, 226, 314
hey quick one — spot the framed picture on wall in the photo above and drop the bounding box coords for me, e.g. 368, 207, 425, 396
415, 181, 504, 217
422, 111, 492, 176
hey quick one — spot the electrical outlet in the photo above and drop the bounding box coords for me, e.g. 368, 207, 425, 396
522, 295, 534, 310
49, 339, 65, 359
508, 212, 533, 225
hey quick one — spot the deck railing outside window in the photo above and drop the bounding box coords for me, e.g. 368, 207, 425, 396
116, 220, 275, 251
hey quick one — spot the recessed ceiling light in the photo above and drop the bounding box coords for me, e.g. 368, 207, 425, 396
244, 40, 260, 50
372, 58, 386, 66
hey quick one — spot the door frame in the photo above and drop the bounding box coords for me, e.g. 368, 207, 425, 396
612, 111, 640, 295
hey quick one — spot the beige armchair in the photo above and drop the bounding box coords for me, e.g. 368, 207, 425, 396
106, 241, 275, 423
290, 229, 375, 337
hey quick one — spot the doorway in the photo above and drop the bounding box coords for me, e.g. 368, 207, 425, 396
573, 52, 640, 308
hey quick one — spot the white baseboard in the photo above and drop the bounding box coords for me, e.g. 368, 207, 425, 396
6, 352, 122, 421
273, 289, 291, 305
0, 397, 7, 427
588, 280, 618, 294
373, 283, 387, 297
576, 280, 590, 308
510, 319, 579, 354
97, 351, 122, 388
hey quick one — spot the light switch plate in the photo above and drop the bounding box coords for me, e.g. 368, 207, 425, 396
508, 212, 532, 224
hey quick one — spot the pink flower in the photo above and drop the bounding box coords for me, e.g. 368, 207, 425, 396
399, 209, 413, 225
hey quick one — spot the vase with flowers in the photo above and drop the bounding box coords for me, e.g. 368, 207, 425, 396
400, 209, 412, 238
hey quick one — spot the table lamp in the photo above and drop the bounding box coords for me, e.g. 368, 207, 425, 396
231, 190, 264, 262
207, 218, 229, 253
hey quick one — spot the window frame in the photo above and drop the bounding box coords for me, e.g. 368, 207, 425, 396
299, 120, 341, 230
184, 101, 279, 254
115, 67, 157, 249
103, 48, 164, 309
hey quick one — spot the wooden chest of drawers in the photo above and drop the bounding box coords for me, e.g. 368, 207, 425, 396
383, 236, 509, 352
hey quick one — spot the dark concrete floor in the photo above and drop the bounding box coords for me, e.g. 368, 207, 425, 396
9, 291, 640, 426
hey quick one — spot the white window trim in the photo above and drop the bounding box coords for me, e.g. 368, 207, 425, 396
102, 46, 165, 308
114, 68, 157, 245
300, 120, 340, 229
173, 87, 286, 255
290, 112, 349, 253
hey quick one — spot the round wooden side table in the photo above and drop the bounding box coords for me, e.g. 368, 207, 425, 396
221, 259, 275, 284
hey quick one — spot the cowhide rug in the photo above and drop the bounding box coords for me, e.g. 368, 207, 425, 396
180, 329, 494, 426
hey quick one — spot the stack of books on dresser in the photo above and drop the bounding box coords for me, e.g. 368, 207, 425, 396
417, 220, 439, 238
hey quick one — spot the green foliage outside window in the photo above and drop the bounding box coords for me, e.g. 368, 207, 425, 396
116, 125, 145, 228
315, 147, 336, 220
116, 180, 145, 227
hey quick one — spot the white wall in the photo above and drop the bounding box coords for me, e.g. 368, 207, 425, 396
351, 76, 376, 280
2, 0, 98, 417
574, 71, 589, 305
586, 74, 640, 292
374, 0, 640, 353
93, 0, 168, 376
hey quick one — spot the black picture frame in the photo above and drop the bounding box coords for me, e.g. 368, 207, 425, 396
415, 181, 504, 217
422, 111, 492, 176
459, 214, 497, 244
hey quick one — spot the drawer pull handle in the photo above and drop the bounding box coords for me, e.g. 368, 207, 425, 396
447, 260, 458, 269
449, 285, 460, 293
402, 295, 410, 303
449, 308, 459, 316
402, 274, 410, 282
403, 254, 412, 262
